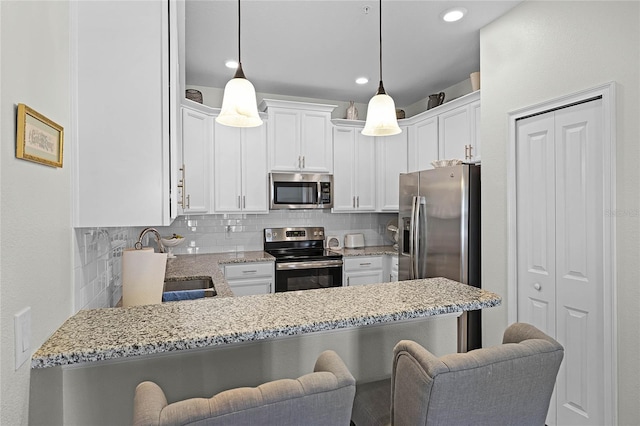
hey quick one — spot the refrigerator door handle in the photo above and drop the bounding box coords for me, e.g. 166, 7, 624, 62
409, 196, 418, 279
413, 196, 426, 279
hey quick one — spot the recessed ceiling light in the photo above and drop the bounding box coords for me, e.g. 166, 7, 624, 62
225, 60, 239, 69
442, 7, 467, 22
356, 77, 369, 85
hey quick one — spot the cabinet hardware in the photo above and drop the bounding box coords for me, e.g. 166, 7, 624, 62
237, 195, 241, 209
534, 283, 541, 291
298, 156, 301, 169
243, 195, 246, 209
360, 262, 371, 266
178, 164, 186, 208
357, 196, 360, 208
353, 196, 356, 208
186, 194, 190, 209
243, 270, 257, 274
464, 144, 473, 160
347, 277, 350, 286
302, 156, 305, 169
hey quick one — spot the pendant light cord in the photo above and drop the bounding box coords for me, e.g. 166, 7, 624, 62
234, 0, 246, 79
238, 0, 241, 63
379, 0, 382, 83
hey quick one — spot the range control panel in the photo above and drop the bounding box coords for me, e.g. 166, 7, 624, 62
264, 227, 325, 243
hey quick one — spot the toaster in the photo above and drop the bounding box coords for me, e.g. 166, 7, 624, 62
344, 233, 365, 248
325, 235, 342, 250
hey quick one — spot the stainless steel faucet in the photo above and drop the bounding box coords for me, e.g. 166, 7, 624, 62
135, 227, 165, 253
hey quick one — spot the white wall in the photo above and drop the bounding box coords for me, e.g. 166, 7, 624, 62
0, 1, 73, 424
480, 1, 639, 423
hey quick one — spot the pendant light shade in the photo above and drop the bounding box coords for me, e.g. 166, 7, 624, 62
362, 0, 401, 137
216, 0, 263, 128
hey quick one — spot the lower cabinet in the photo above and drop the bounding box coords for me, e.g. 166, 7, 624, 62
224, 262, 274, 296
343, 256, 384, 286
387, 254, 399, 282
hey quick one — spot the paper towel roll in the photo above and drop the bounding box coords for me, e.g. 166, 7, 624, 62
122, 248, 168, 307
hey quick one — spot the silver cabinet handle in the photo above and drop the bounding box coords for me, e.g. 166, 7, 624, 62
360, 262, 371, 266
465, 144, 473, 160
178, 164, 186, 208
357, 196, 360, 208
298, 156, 301, 169
238, 195, 241, 209
302, 156, 305, 169
347, 276, 350, 286
186, 194, 190, 209
243, 195, 246, 209
353, 196, 356, 208
242, 270, 257, 274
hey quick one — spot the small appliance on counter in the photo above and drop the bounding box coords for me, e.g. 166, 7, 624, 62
325, 235, 342, 250
344, 233, 365, 249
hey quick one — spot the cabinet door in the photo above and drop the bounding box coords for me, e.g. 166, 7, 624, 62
408, 116, 438, 172
355, 132, 377, 211
241, 125, 268, 213
345, 270, 384, 286
181, 107, 212, 213
300, 111, 332, 172
213, 123, 242, 212
438, 105, 471, 161
269, 109, 300, 171
470, 100, 481, 162
332, 127, 356, 211
74, 0, 174, 226
377, 129, 408, 211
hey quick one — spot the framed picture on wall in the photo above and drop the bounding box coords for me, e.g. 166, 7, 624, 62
16, 103, 64, 168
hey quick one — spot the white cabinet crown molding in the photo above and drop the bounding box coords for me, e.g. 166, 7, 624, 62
259, 98, 337, 113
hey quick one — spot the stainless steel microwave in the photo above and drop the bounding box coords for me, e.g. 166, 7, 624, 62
269, 173, 333, 209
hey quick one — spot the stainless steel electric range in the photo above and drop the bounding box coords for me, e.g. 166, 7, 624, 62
264, 227, 343, 292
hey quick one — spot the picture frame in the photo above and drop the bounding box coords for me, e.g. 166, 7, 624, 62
16, 103, 64, 168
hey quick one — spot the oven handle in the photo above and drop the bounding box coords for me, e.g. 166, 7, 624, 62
276, 260, 343, 270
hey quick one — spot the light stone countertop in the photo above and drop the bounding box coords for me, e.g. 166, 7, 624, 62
31, 277, 500, 369
339, 245, 398, 257
164, 251, 276, 298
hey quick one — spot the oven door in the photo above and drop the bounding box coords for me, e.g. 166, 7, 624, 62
275, 260, 343, 292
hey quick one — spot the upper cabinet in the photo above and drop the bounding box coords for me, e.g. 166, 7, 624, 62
179, 102, 215, 214
213, 119, 269, 214
332, 123, 377, 212
405, 91, 481, 172
260, 99, 336, 173
71, 0, 181, 227
377, 128, 408, 211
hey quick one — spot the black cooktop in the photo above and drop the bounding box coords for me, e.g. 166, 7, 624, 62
266, 247, 343, 262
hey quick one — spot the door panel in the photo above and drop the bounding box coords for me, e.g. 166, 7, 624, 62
554, 100, 604, 426
516, 98, 605, 426
516, 113, 556, 339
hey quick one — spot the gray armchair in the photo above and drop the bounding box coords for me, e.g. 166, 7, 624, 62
133, 350, 356, 426
351, 323, 564, 426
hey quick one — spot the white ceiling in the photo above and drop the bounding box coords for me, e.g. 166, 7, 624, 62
185, 0, 522, 107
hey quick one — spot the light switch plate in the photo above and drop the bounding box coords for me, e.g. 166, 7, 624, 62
14, 307, 31, 370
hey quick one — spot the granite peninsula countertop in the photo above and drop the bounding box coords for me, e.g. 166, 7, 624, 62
32, 277, 500, 369
339, 245, 398, 257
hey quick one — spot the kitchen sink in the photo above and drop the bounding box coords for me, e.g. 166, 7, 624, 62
163, 278, 216, 300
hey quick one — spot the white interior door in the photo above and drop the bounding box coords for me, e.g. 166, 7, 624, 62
516, 98, 605, 426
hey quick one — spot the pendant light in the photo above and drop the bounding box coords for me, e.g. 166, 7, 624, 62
216, 0, 263, 128
362, 0, 401, 136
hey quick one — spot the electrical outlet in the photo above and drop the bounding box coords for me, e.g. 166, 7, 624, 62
14, 307, 31, 369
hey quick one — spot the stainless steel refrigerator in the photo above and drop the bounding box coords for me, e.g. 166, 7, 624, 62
398, 164, 481, 351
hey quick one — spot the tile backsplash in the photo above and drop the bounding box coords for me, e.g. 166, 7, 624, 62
73, 211, 397, 310
73, 227, 135, 311
151, 211, 398, 255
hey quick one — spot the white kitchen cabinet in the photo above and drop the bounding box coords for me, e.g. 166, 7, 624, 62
407, 116, 438, 172
179, 103, 214, 214
385, 254, 399, 282
72, 0, 179, 227
344, 256, 384, 286
332, 124, 376, 212
405, 91, 480, 170
224, 262, 274, 295
260, 99, 336, 173
377, 128, 408, 211
213, 119, 268, 213
438, 96, 481, 163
